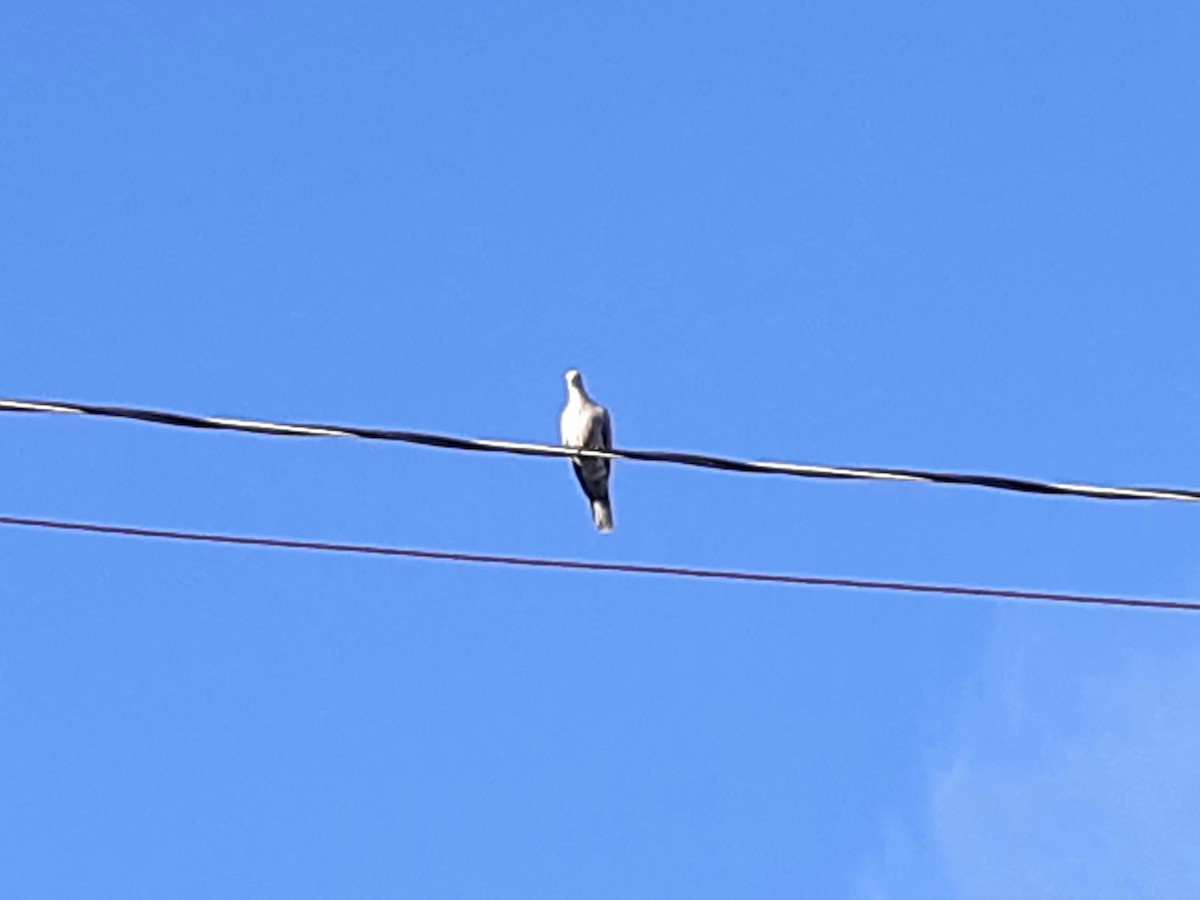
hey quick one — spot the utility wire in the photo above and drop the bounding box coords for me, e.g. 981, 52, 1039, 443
1, 513, 1195, 613
3, 396, 1198, 503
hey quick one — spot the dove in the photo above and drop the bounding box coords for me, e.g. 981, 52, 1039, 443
559, 369, 614, 532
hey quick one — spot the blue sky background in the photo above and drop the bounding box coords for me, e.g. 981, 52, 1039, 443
2, 2, 1199, 896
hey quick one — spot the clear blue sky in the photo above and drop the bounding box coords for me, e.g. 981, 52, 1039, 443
3, 2, 1199, 896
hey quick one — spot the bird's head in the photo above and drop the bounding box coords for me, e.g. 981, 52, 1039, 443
564, 369, 585, 392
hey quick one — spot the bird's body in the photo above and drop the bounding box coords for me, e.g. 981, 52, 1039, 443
559, 370, 614, 532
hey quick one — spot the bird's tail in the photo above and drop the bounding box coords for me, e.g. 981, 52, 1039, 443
592, 499, 614, 533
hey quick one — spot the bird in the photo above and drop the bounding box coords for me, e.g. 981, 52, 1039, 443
559, 369, 614, 532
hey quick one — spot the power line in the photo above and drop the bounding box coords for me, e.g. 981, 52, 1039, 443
3, 396, 1198, 504
1, 513, 1195, 613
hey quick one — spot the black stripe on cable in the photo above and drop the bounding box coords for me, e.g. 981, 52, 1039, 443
3, 396, 1198, 503
1, 513, 1195, 613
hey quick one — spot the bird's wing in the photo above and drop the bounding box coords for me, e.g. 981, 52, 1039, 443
572, 454, 608, 500
580, 403, 611, 449
594, 406, 612, 450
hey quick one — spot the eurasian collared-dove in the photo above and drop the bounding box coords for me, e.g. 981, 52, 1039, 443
560, 369, 614, 532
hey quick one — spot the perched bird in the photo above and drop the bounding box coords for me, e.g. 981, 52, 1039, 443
559, 369, 614, 532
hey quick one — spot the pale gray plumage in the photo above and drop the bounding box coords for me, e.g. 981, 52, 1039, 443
559, 369, 614, 532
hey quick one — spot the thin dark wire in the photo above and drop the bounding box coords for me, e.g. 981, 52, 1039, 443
3, 396, 1198, 503
1, 513, 1195, 613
